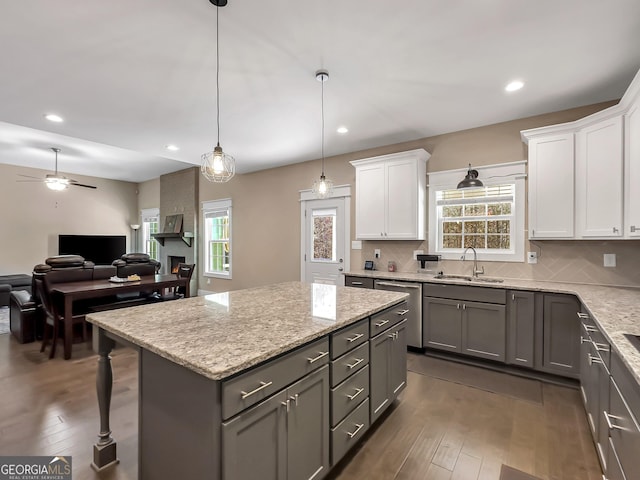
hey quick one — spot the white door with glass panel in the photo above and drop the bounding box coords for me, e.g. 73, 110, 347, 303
303, 198, 346, 285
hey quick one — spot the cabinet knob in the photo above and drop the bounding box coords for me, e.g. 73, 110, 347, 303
631, 225, 637, 233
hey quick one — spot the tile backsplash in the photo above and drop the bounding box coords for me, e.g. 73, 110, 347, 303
351, 240, 640, 287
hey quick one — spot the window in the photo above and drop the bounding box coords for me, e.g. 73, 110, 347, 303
141, 208, 159, 261
202, 198, 232, 278
428, 162, 526, 262
312, 208, 337, 262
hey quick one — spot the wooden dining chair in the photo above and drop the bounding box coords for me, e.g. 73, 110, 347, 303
36, 274, 87, 359
162, 263, 195, 301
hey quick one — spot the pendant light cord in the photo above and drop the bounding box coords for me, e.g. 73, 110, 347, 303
216, 5, 220, 146
320, 75, 325, 176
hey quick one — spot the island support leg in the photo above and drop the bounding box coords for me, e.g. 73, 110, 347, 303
91, 328, 119, 471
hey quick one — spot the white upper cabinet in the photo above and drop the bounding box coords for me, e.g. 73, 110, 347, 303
351, 149, 429, 240
522, 67, 640, 240
527, 133, 575, 239
576, 116, 623, 238
625, 88, 640, 237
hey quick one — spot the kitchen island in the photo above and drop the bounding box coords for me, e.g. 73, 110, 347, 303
86, 281, 409, 480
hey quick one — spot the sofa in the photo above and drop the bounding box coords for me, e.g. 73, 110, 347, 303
0, 274, 32, 307
9, 255, 115, 344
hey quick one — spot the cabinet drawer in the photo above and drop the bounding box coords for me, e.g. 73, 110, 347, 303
331, 398, 370, 466
370, 301, 408, 336
331, 341, 369, 387
331, 319, 369, 359
345, 276, 374, 289
331, 365, 369, 426
222, 337, 329, 420
424, 283, 506, 304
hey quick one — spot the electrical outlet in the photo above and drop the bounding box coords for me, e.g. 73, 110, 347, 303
604, 253, 616, 267
413, 249, 424, 260
527, 251, 538, 264
374, 249, 381, 259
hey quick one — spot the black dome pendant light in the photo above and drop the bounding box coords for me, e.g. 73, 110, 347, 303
457, 164, 484, 189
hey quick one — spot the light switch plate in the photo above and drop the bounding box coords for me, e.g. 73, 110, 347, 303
413, 250, 424, 260
351, 240, 362, 250
604, 253, 616, 267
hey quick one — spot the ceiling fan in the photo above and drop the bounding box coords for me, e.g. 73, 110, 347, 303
17, 147, 97, 190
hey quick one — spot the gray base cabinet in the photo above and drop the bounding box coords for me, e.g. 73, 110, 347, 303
507, 291, 535, 366
223, 365, 330, 480
370, 319, 407, 424
538, 294, 581, 378
607, 351, 640, 480
578, 310, 610, 471
423, 285, 506, 363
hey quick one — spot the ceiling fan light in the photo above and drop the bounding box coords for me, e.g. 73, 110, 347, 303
45, 177, 69, 191
201, 144, 235, 182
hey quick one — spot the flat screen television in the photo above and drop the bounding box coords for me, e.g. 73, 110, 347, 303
58, 234, 127, 265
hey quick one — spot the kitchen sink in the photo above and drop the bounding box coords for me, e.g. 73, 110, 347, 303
624, 334, 640, 354
433, 273, 504, 283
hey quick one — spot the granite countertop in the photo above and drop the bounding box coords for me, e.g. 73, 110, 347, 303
86, 281, 408, 381
347, 269, 640, 384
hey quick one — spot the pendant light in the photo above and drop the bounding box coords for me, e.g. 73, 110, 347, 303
312, 69, 334, 199
457, 164, 483, 189
201, 0, 235, 183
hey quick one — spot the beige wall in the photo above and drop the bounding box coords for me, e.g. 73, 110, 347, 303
0, 163, 138, 274
198, 100, 640, 292
137, 177, 160, 214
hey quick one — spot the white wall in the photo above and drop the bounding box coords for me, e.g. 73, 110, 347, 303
0, 163, 138, 274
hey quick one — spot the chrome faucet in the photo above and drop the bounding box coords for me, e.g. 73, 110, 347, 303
461, 247, 484, 278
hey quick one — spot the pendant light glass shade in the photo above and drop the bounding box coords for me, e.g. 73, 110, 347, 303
202, 143, 235, 182
201, 2, 235, 183
312, 69, 333, 198
457, 164, 483, 189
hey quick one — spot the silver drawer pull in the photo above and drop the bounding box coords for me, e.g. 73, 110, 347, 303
577, 312, 590, 319
594, 342, 610, 353
346, 358, 365, 369
346, 387, 364, 401
387, 332, 398, 340
582, 323, 598, 333
604, 411, 624, 431
351, 281, 363, 285
376, 281, 420, 289
374, 319, 389, 328
588, 354, 603, 366
580, 336, 590, 344
347, 333, 364, 343
241, 381, 273, 399
396, 309, 410, 316
289, 394, 299, 406
307, 351, 329, 364
346, 423, 365, 439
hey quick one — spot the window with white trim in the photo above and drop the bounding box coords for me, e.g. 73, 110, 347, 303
428, 162, 526, 262
141, 208, 159, 261
202, 198, 232, 278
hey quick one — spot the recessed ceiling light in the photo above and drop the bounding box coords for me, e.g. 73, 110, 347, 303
166, 144, 180, 151
337, 126, 349, 134
44, 113, 64, 123
505, 80, 524, 92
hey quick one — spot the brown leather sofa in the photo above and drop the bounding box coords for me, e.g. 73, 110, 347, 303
0, 274, 32, 307
9, 255, 116, 344
112, 253, 161, 277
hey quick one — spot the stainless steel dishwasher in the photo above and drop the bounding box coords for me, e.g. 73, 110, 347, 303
373, 279, 423, 349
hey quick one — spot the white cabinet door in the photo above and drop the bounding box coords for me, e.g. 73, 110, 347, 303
352, 149, 428, 240
385, 158, 421, 239
528, 133, 575, 239
625, 100, 640, 237
354, 162, 385, 239
576, 117, 623, 237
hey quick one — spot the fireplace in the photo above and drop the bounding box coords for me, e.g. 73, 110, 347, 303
168, 256, 186, 274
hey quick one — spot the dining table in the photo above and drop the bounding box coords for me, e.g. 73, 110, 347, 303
51, 274, 190, 359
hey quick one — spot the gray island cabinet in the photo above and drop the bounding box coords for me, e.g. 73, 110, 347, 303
86, 282, 408, 480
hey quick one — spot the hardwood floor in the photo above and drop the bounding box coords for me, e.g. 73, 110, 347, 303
0, 333, 602, 480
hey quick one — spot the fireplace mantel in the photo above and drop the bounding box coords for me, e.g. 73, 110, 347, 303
151, 232, 194, 247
